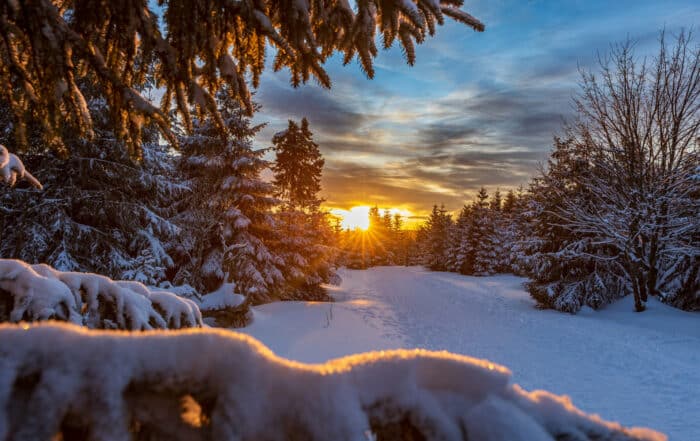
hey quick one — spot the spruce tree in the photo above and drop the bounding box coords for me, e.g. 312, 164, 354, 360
0, 83, 182, 285
392, 213, 407, 266
522, 138, 622, 312
500, 188, 528, 275
366, 206, 387, 265
271, 119, 324, 212
467, 188, 491, 275
502, 189, 517, 213
424, 205, 452, 271
173, 92, 283, 301
452, 205, 473, 274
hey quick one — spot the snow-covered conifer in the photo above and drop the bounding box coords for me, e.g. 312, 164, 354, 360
471, 188, 498, 275
424, 205, 452, 271
173, 92, 283, 302
0, 85, 182, 283
272, 118, 325, 212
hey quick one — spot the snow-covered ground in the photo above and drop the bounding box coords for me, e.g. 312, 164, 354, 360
241, 266, 700, 440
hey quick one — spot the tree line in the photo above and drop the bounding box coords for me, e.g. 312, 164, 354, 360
2, 28, 698, 315
336, 207, 417, 269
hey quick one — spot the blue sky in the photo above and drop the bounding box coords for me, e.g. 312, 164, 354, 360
253, 0, 700, 220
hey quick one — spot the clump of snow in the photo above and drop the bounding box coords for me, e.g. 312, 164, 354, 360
147, 291, 202, 329
117, 280, 202, 329
198, 282, 245, 311
0, 144, 42, 189
0, 259, 202, 330
0, 260, 80, 324
0, 322, 664, 441
196, 282, 250, 328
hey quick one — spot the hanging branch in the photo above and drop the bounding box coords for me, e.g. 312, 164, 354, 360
0, 0, 484, 157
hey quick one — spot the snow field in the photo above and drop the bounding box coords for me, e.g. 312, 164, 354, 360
242, 266, 699, 440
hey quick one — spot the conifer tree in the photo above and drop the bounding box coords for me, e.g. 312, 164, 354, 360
270, 119, 336, 299
490, 189, 502, 211
365, 206, 387, 265
469, 188, 496, 275
424, 205, 452, 271
173, 92, 283, 301
271, 118, 324, 212
369, 206, 382, 231
392, 213, 408, 266
502, 189, 517, 214
0, 83, 182, 285
500, 188, 528, 274
452, 205, 473, 274
523, 138, 625, 312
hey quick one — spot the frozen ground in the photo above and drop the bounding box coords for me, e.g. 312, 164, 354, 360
241, 266, 700, 440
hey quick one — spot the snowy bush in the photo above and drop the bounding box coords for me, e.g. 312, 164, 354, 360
0, 322, 664, 441
0, 260, 201, 330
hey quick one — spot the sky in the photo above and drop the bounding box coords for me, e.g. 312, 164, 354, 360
252, 0, 700, 223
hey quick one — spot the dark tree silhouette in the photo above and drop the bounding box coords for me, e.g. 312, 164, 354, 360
271, 118, 324, 212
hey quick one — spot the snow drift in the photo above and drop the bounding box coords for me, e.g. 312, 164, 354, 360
0, 322, 664, 441
0, 259, 201, 330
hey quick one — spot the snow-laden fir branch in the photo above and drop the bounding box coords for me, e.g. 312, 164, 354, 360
0, 259, 201, 330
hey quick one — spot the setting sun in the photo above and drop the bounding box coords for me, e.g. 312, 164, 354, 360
331, 206, 371, 230
330, 206, 415, 231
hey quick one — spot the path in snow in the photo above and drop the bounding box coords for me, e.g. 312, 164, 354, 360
241, 266, 700, 440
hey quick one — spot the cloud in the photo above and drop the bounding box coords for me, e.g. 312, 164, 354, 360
256, 76, 370, 136
321, 153, 538, 216
252, 0, 700, 219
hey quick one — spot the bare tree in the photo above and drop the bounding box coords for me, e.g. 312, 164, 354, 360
556, 31, 700, 311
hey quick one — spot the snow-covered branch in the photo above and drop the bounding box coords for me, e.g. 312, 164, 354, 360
0, 322, 664, 441
0, 0, 484, 154
0, 260, 201, 330
0, 145, 42, 189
